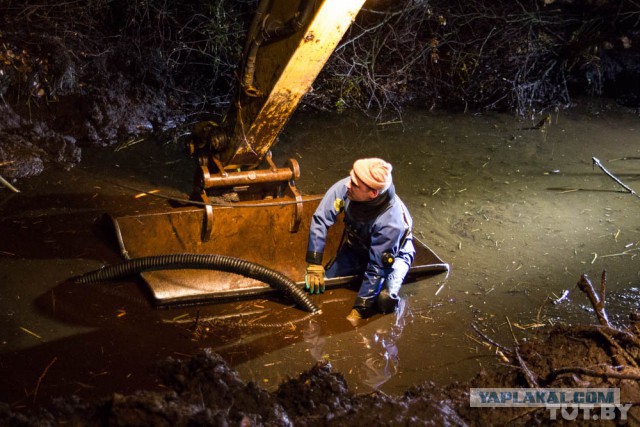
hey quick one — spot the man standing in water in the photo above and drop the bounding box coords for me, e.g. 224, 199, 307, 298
305, 158, 415, 325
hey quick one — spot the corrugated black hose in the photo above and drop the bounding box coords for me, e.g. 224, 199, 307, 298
74, 253, 320, 314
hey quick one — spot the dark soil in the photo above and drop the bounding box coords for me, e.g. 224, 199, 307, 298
0, 0, 250, 179
2, 317, 640, 425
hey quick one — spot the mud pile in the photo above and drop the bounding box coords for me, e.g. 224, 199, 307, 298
2, 312, 639, 426
0, 349, 463, 426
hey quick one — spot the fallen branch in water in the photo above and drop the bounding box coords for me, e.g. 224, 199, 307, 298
592, 157, 639, 199
465, 270, 640, 426
0, 174, 20, 193
515, 347, 539, 388
577, 271, 610, 328
471, 322, 514, 356
507, 315, 538, 387
596, 328, 639, 368
570, 324, 640, 347
33, 357, 57, 403
544, 366, 640, 383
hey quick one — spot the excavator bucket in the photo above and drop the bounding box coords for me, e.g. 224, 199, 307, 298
110, 197, 449, 306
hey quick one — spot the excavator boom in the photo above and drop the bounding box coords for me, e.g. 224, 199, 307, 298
190, 0, 366, 193
225, 0, 366, 169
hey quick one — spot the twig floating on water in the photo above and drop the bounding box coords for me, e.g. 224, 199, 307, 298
33, 357, 57, 403
115, 138, 144, 152
471, 322, 513, 356
505, 316, 519, 346
0, 174, 20, 193
134, 189, 160, 199
577, 273, 610, 328
19, 326, 42, 339
609, 156, 640, 162
513, 322, 545, 330
376, 120, 403, 126
598, 248, 639, 259
592, 157, 640, 198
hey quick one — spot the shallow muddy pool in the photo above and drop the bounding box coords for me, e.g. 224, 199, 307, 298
1, 100, 639, 404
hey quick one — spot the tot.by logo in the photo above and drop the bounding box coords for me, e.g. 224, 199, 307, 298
548, 405, 632, 421
469, 388, 632, 421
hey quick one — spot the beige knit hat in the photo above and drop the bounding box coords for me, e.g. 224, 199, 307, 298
350, 158, 393, 192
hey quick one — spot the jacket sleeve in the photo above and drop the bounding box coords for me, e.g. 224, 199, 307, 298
356, 200, 415, 305
306, 177, 349, 264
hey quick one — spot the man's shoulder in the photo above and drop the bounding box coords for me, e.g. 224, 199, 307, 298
326, 177, 349, 195
390, 194, 409, 209
386, 195, 413, 221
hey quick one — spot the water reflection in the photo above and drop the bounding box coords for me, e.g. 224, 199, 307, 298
303, 319, 327, 362
359, 297, 407, 389
304, 297, 410, 390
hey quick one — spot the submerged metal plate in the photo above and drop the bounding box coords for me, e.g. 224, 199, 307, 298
111, 196, 448, 306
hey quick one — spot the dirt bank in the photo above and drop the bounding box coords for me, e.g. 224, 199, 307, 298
2, 302, 639, 425
0, 0, 250, 179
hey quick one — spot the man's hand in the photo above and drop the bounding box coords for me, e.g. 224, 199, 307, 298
305, 263, 325, 294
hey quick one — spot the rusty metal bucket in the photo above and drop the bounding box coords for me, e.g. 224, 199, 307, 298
110, 196, 448, 306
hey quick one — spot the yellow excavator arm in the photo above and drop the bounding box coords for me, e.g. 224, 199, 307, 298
189, 0, 366, 200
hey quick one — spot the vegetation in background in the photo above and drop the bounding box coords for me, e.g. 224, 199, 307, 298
317, 0, 640, 118
0, 0, 638, 177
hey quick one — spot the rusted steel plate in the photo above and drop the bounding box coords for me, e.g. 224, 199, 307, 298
111, 196, 448, 306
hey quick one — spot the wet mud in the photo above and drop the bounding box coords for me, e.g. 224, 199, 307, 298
2, 314, 640, 426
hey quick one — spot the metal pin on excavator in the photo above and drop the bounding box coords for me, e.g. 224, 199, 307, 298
109, 0, 448, 307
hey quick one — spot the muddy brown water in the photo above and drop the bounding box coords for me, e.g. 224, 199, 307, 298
1, 100, 639, 406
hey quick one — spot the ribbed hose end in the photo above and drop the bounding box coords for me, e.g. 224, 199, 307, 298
71, 275, 87, 284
